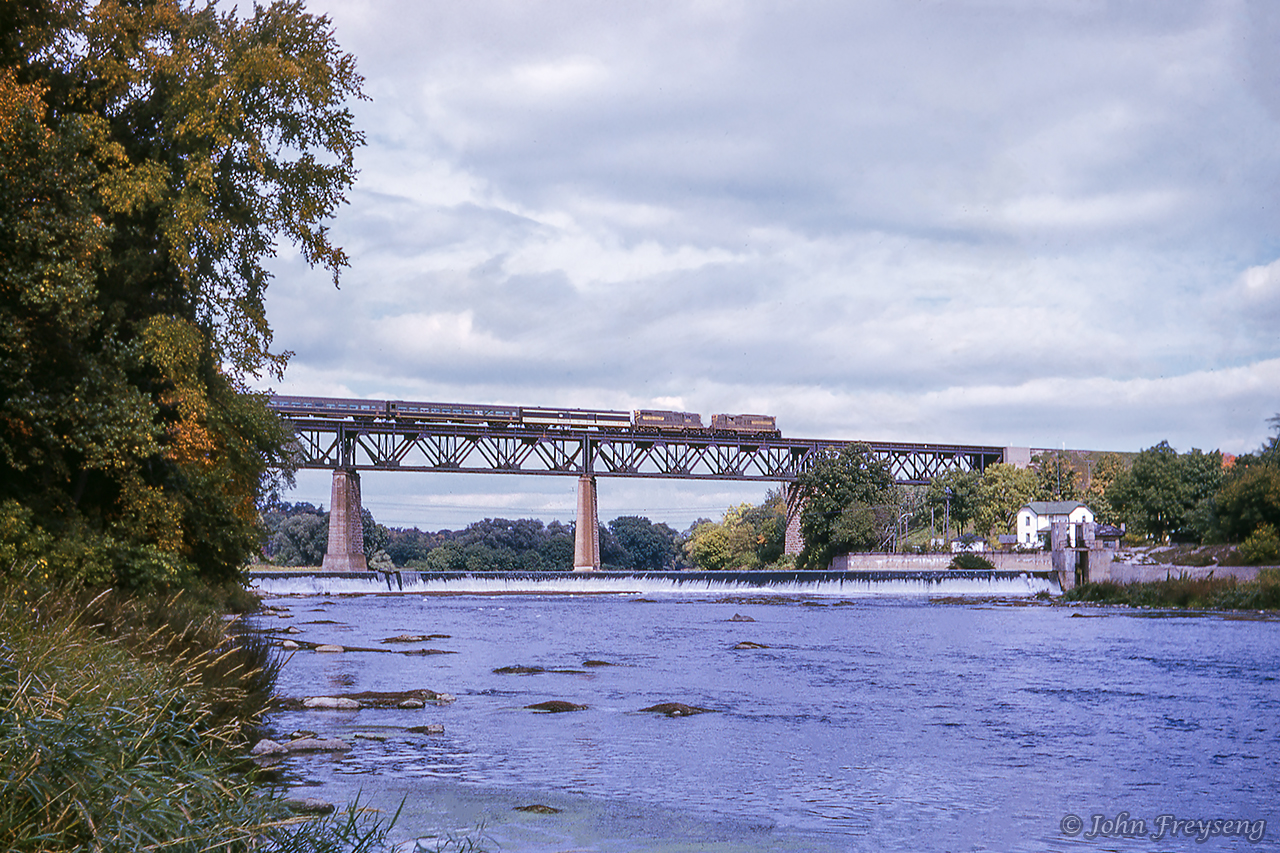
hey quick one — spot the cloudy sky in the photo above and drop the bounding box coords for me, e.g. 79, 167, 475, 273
254, 0, 1280, 530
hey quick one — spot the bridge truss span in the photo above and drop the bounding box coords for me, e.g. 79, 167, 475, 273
282, 418, 1005, 484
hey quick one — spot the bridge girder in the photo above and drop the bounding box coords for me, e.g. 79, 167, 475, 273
280, 419, 1004, 485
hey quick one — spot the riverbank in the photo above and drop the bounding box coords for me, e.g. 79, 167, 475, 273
1064, 568, 1280, 610
0, 574, 394, 852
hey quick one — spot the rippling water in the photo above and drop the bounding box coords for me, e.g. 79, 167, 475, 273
249, 581, 1280, 852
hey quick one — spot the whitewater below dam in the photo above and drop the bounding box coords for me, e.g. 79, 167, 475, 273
247, 573, 1280, 852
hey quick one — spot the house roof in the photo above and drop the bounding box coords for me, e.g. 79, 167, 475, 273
1021, 500, 1091, 515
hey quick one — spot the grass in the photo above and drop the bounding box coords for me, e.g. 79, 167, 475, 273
1064, 568, 1280, 610
0, 567, 397, 852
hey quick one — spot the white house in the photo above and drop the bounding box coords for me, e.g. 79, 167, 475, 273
1015, 501, 1095, 547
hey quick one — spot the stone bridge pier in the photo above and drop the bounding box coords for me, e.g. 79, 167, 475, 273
574, 475, 601, 571
784, 482, 805, 556
321, 468, 368, 571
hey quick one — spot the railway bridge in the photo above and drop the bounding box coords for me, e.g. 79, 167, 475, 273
267, 396, 1013, 571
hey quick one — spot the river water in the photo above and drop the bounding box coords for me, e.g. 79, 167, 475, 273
248, 575, 1279, 852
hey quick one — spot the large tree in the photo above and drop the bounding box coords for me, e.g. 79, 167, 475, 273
1212, 466, 1280, 544
1106, 441, 1193, 542
1199, 416, 1280, 544
608, 515, 679, 572
794, 443, 895, 570
0, 0, 364, 588
1031, 450, 1080, 502
925, 468, 980, 536
973, 463, 1038, 539
1083, 452, 1127, 524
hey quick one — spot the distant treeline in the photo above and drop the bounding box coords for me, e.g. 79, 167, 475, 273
260, 502, 685, 571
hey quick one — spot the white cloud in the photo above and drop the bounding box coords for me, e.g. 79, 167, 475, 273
989, 189, 1184, 231
1242, 258, 1280, 298
257, 0, 1280, 525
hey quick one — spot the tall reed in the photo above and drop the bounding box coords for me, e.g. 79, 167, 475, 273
0, 572, 393, 852
1064, 569, 1280, 610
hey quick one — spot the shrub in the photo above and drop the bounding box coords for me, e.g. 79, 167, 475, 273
950, 552, 995, 570
1239, 524, 1280, 566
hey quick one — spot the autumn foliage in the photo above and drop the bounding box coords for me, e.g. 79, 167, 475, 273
0, 0, 364, 589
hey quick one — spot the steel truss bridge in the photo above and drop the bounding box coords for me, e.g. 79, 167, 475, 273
276, 413, 1006, 485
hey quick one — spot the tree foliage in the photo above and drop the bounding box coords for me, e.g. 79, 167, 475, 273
608, 516, 679, 571
0, 0, 363, 588
681, 491, 787, 571
1031, 451, 1080, 502
1203, 419, 1280, 546
925, 469, 980, 536
1106, 442, 1224, 543
1084, 452, 1127, 525
794, 444, 894, 570
973, 463, 1038, 539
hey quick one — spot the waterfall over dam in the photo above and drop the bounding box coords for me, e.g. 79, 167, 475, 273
246, 568, 1060, 597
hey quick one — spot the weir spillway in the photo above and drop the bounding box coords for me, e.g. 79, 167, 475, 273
247, 569, 1061, 598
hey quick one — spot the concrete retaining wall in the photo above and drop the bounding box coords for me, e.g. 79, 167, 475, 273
830, 552, 1057, 572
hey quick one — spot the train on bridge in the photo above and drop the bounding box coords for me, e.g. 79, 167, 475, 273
268, 395, 781, 436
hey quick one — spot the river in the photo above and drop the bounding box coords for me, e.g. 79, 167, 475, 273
247, 574, 1279, 852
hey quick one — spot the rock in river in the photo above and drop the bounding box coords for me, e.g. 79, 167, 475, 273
638, 702, 714, 717
525, 700, 587, 713
380, 633, 450, 643
493, 664, 546, 674
303, 696, 361, 710
250, 738, 288, 757
285, 737, 349, 752
284, 797, 335, 814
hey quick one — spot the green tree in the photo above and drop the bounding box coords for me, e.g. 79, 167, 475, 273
739, 488, 788, 565
925, 469, 980, 537
1176, 448, 1225, 542
1261, 414, 1280, 466
0, 0, 364, 588
267, 512, 327, 566
685, 521, 729, 570
424, 542, 466, 572
608, 516, 679, 571
537, 520, 574, 570
973, 463, 1038, 539
1212, 466, 1280, 543
1107, 441, 1187, 542
794, 444, 895, 570
1031, 451, 1080, 502
1084, 452, 1127, 524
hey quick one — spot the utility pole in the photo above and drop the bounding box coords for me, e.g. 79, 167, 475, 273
944, 486, 952, 549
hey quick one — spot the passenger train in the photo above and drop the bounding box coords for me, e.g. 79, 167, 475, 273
267, 395, 779, 435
